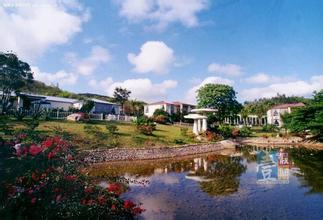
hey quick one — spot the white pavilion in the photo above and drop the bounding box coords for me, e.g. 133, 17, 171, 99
184, 108, 217, 135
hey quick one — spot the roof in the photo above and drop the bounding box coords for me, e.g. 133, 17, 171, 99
91, 98, 119, 105
43, 95, 80, 103
20, 93, 80, 104
270, 102, 305, 110
147, 101, 196, 106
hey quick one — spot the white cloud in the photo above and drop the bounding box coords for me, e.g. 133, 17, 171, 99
245, 72, 298, 84
75, 46, 111, 75
240, 75, 323, 101
117, 0, 208, 30
208, 63, 242, 77
32, 66, 77, 86
89, 77, 177, 102
185, 76, 234, 104
0, 0, 89, 61
128, 41, 174, 74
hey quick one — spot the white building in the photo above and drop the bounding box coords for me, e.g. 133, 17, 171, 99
144, 101, 196, 117
267, 103, 305, 127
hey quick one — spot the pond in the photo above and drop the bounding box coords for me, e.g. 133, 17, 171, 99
88, 146, 323, 220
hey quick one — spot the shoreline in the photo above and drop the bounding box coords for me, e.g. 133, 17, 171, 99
83, 137, 323, 164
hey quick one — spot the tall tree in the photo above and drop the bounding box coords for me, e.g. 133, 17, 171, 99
197, 84, 242, 123
113, 87, 131, 114
0, 52, 33, 113
282, 90, 323, 141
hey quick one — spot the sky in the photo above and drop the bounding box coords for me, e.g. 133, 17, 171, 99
1, 0, 323, 104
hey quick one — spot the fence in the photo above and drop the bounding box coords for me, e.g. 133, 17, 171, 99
10, 109, 136, 122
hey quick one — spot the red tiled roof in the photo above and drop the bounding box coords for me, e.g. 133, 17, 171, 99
270, 102, 305, 110
147, 101, 196, 106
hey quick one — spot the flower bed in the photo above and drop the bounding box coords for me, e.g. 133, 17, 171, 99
0, 134, 144, 219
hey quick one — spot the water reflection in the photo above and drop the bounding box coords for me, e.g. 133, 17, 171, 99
87, 146, 323, 219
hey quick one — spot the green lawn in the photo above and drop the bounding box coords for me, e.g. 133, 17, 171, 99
250, 126, 278, 137
2, 118, 198, 149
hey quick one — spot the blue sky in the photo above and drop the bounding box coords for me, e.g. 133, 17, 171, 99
1, 0, 322, 103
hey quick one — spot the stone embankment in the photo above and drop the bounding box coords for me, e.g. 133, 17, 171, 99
235, 137, 323, 149
84, 140, 235, 164
83, 138, 323, 164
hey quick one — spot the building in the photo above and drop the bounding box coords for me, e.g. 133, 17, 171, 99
16, 93, 82, 111
144, 101, 196, 117
225, 114, 267, 126
267, 103, 305, 127
14, 94, 120, 114
90, 98, 121, 115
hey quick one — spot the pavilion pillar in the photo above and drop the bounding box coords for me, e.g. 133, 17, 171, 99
193, 120, 199, 135
197, 119, 202, 133
202, 118, 207, 131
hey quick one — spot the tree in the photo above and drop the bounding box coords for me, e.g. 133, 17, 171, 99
282, 90, 323, 141
123, 100, 145, 116
80, 100, 94, 113
197, 84, 242, 123
0, 52, 33, 113
113, 87, 131, 114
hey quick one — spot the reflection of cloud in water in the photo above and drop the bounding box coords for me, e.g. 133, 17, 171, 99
123, 173, 179, 187
132, 192, 177, 220
152, 174, 179, 185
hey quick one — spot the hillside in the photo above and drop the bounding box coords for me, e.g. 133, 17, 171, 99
21, 80, 114, 102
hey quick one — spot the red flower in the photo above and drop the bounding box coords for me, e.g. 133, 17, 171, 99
65, 175, 77, 181
31, 197, 37, 204
111, 204, 116, 210
29, 145, 42, 156
84, 187, 93, 194
97, 195, 107, 205
47, 151, 55, 160
108, 183, 122, 195
56, 194, 62, 203
42, 139, 53, 148
81, 199, 87, 205
87, 199, 95, 206
32, 172, 39, 181
123, 200, 135, 209
67, 154, 73, 161
133, 207, 145, 215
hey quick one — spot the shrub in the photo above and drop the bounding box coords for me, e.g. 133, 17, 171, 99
203, 130, 223, 142
133, 116, 156, 135
154, 115, 168, 124
262, 124, 279, 132
218, 125, 234, 138
231, 127, 240, 138
0, 136, 143, 219
106, 124, 119, 134
239, 126, 252, 137
153, 108, 169, 117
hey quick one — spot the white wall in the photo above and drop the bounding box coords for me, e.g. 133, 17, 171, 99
144, 104, 164, 117
267, 108, 291, 127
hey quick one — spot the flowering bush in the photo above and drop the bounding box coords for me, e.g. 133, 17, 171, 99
0, 134, 144, 219
133, 116, 156, 135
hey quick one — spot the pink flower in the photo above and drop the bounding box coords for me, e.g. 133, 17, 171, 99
29, 145, 42, 156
